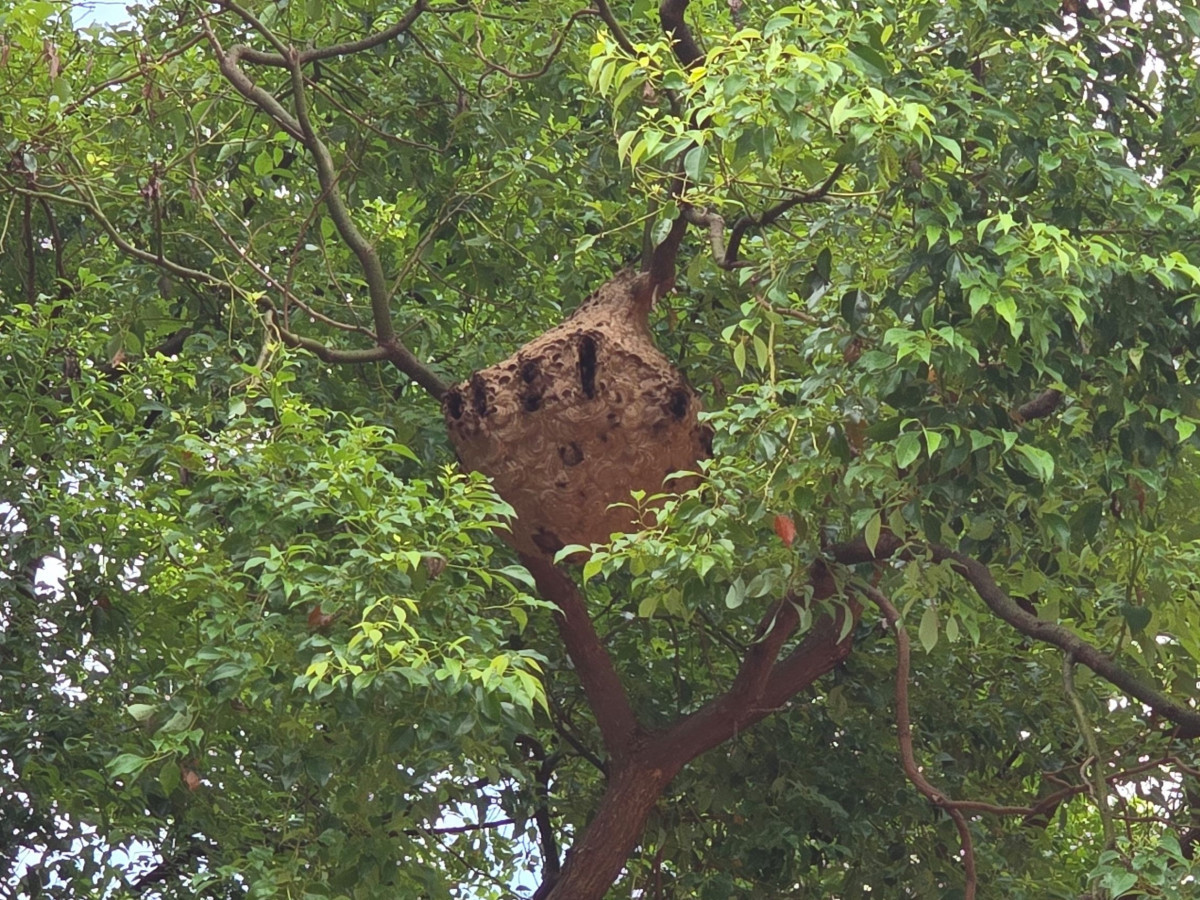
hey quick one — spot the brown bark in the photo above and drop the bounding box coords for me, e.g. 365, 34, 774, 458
541, 761, 678, 899
540, 561, 860, 900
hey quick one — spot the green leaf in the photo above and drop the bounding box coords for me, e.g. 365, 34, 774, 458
725, 577, 746, 609
1015, 444, 1056, 482
932, 134, 962, 165
830, 94, 856, 130
126, 703, 157, 722
895, 432, 922, 468
108, 753, 151, 779
617, 129, 637, 163
684, 144, 708, 183
582, 556, 603, 582
918, 606, 939, 653
864, 511, 882, 556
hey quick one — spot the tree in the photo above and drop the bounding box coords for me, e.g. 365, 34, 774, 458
3, 0, 1200, 896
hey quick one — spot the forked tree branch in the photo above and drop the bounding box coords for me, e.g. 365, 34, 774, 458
202, 10, 449, 397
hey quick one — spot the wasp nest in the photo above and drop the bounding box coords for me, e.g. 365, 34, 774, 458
443, 268, 712, 558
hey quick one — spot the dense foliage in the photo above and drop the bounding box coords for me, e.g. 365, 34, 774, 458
3, 0, 1200, 897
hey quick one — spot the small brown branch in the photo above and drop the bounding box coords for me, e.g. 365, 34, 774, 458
824, 532, 1200, 739
284, 49, 448, 397
517, 736, 562, 880
409, 817, 517, 836
472, 8, 595, 81
547, 694, 608, 775
722, 164, 846, 265
647, 213, 689, 294
861, 583, 977, 900
681, 206, 733, 268
595, 0, 640, 58
13, 182, 221, 287
679, 166, 844, 270
520, 554, 641, 762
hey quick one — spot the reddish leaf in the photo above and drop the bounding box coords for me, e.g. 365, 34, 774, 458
307, 605, 335, 631
773, 514, 796, 548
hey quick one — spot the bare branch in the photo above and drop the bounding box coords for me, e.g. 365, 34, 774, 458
722, 164, 845, 264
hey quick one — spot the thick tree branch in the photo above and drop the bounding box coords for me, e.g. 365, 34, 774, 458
662, 562, 854, 762
928, 545, 1200, 739
544, 562, 858, 900
520, 554, 641, 761
659, 0, 704, 69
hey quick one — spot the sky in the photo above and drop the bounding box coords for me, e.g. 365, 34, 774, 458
70, 0, 129, 28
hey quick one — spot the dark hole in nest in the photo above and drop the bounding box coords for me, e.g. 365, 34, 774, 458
445, 390, 464, 420
578, 334, 597, 398
470, 374, 488, 417
668, 388, 690, 421
521, 360, 540, 383
523, 393, 542, 412
558, 442, 584, 466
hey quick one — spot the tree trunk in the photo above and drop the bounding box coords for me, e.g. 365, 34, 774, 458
544, 757, 679, 900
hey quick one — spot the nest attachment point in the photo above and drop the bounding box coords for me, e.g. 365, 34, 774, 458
443, 269, 712, 558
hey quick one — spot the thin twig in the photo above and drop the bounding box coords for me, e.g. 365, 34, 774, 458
1063, 650, 1117, 849
860, 583, 977, 900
